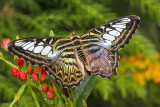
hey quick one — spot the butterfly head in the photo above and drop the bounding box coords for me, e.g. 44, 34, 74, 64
70, 32, 79, 39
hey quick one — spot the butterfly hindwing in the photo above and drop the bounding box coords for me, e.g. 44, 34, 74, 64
45, 47, 85, 88
82, 44, 119, 78
81, 15, 140, 78
7, 37, 85, 88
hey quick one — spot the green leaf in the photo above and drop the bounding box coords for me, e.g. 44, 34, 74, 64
75, 74, 97, 107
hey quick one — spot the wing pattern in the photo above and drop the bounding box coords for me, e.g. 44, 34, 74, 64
7, 37, 85, 88
7, 15, 140, 88
80, 15, 140, 78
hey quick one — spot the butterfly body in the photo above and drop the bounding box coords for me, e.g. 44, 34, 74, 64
7, 15, 140, 88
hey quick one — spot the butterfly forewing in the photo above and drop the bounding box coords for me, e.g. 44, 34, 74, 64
80, 15, 140, 78
7, 37, 85, 88
81, 15, 140, 50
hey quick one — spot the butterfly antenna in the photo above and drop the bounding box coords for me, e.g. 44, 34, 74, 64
47, 18, 72, 32
74, 11, 88, 31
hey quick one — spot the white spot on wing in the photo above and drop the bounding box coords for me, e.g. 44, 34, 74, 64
114, 22, 126, 25
104, 40, 112, 46
98, 40, 114, 48
100, 26, 105, 29
33, 46, 43, 53
28, 46, 34, 51
106, 28, 112, 31
41, 46, 52, 55
38, 42, 44, 45
23, 42, 32, 50
43, 38, 46, 41
109, 30, 120, 36
48, 51, 57, 58
111, 24, 126, 28
25, 42, 36, 51
15, 41, 23, 46
120, 21, 129, 24
103, 34, 115, 41
22, 42, 31, 47
116, 28, 123, 32
121, 18, 131, 22
17, 42, 25, 46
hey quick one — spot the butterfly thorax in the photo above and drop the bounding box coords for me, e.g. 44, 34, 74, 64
70, 32, 87, 65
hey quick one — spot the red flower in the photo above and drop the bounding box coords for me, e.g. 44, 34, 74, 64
34, 66, 43, 73
49, 87, 54, 91
12, 68, 20, 77
17, 57, 24, 66
27, 66, 34, 75
42, 84, 49, 92
41, 67, 47, 81
1, 38, 11, 51
32, 73, 39, 82
19, 72, 27, 82
47, 91, 54, 99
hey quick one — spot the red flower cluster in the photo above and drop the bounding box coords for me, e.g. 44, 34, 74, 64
12, 68, 27, 82
12, 64, 47, 83
41, 84, 54, 99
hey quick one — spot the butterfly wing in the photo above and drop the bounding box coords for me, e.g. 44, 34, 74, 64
7, 37, 85, 88
80, 15, 140, 78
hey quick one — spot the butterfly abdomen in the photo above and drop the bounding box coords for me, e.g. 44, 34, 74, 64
76, 47, 87, 64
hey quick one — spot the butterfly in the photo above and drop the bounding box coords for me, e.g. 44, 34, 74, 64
7, 15, 140, 88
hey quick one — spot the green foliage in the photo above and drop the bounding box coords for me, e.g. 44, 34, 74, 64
0, 0, 160, 107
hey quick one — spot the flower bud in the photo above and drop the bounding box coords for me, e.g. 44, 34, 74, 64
32, 73, 39, 82
49, 87, 54, 92
12, 68, 20, 77
47, 91, 54, 99
19, 72, 27, 82
27, 66, 34, 75
17, 57, 24, 66
1, 38, 11, 51
42, 84, 49, 92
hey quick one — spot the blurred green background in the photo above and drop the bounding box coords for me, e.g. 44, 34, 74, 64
0, 0, 160, 107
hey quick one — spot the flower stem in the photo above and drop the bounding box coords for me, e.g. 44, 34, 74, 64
52, 83, 65, 107
9, 95, 19, 107
0, 56, 17, 68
